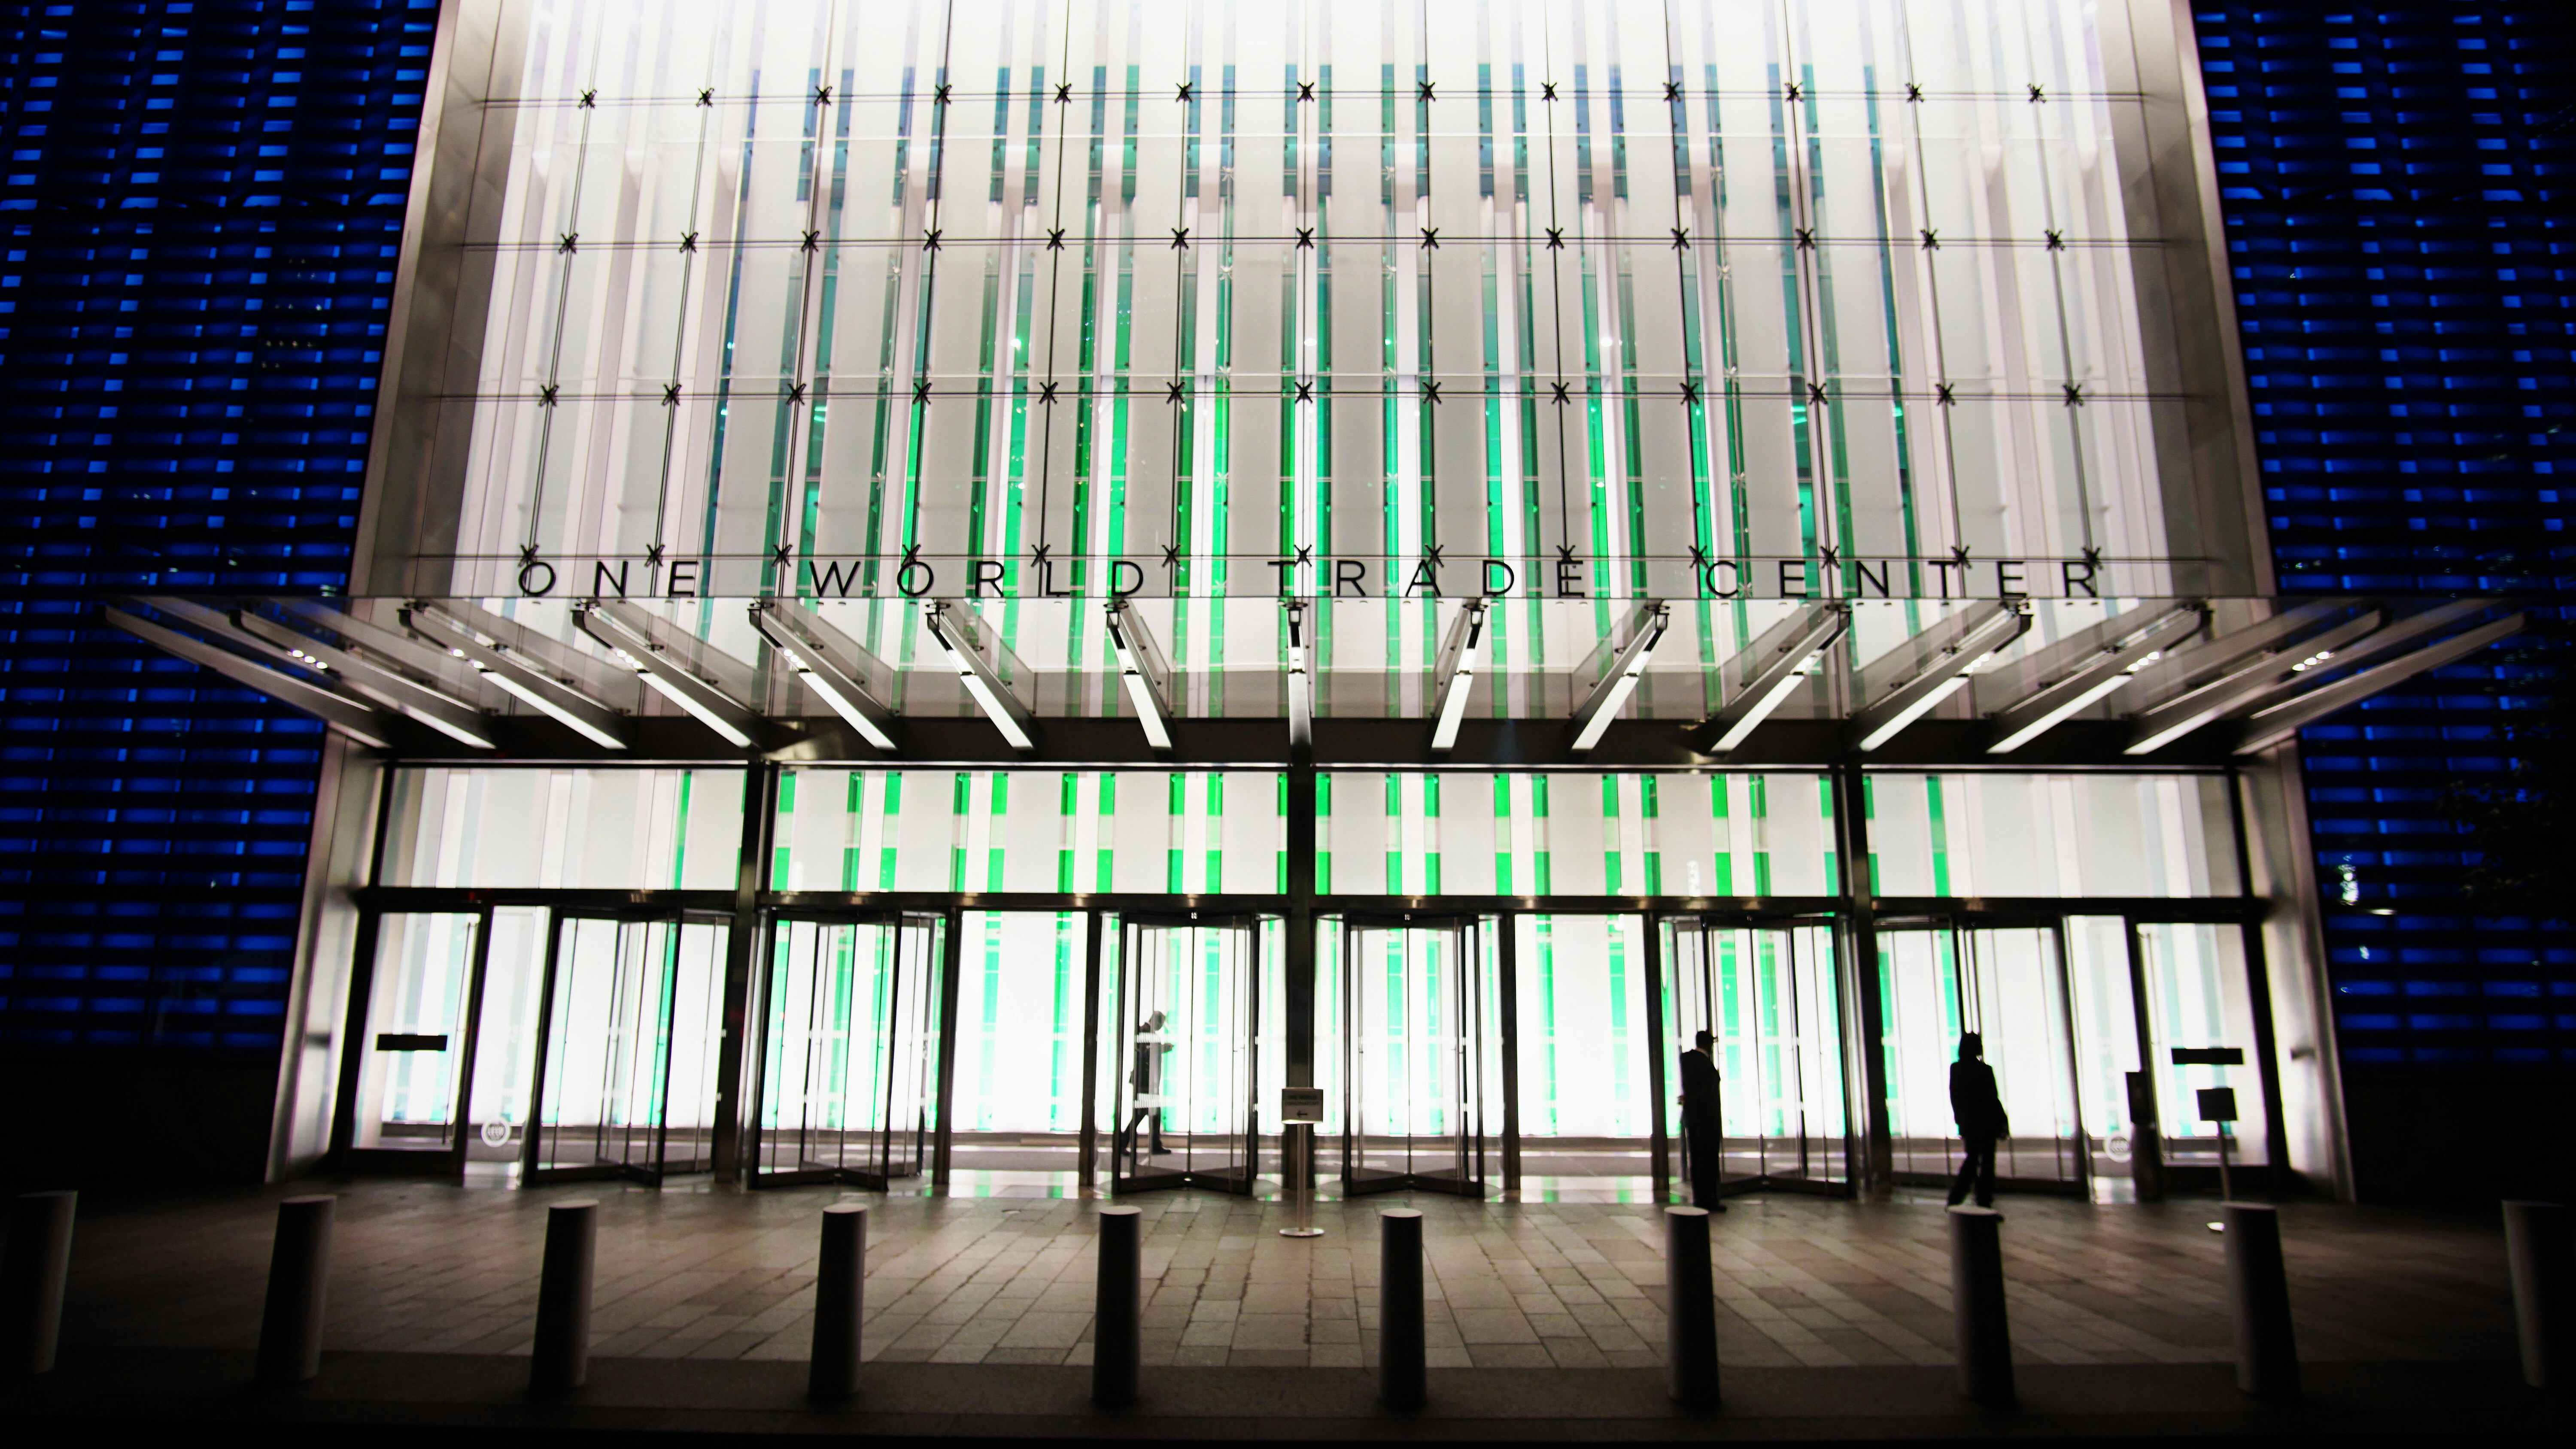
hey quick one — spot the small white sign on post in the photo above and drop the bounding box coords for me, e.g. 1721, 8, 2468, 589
1279, 1087, 1324, 1124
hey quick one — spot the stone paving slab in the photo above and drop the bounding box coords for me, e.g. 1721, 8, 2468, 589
0, 1349, 2562, 1443
36, 1178, 2523, 1373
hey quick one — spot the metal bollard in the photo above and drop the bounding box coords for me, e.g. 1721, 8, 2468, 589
3, 1191, 76, 1377
808, 1203, 867, 1402
1379, 1209, 1425, 1411
1947, 1205, 2014, 1407
528, 1199, 598, 1394
2503, 1200, 2572, 1391
255, 1194, 336, 1387
1665, 1205, 1720, 1407
2223, 1202, 2299, 1399
1091, 1206, 1142, 1407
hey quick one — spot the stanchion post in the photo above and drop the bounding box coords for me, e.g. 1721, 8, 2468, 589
1665, 1205, 1720, 1407
808, 1203, 867, 1402
2223, 1202, 2299, 1398
2, 1190, 76, 1377
1380, 1208, 1425, 1410
1948, 1205, 2014, 1407
529, 1199, 598, 1394
255, 1194, 336, 1387
2503, 1200, 2571, 1391
1092, 1205, 1142, 1407
1279, 1122, 1324, 1239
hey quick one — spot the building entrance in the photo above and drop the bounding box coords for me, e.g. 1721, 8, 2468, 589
1107, 913, 1267, 1194
1663, 917, 1852, 1196
1334, 915, 1500, 1197
1877, 919, 2089, 1194
747, 913, 942, 1188
524, 911, 729, 1185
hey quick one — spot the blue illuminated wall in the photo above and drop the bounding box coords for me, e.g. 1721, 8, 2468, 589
0, 0, 433, 1087
2193, 2, 2573, 1188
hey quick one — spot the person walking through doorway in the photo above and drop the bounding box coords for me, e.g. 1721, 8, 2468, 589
1947, 1031, 2007, 1208
1117, 1009, 1171, 1167
1678, 1028, 1728, 1211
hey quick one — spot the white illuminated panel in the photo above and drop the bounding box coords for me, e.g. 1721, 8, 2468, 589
375, 0, 2239, 609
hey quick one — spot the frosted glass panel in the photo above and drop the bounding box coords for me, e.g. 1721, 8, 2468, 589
1868, 773, 2241, 898
774, 770, 1283, 895
1513, 915, 1654, 1140
951, 912, 1089, 1134
1320, 772, 1835, 897
380, 768, 744, 890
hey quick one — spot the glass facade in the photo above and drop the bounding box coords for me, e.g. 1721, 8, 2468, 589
30, 0, 2499, 1206
371, 0, 2251, 607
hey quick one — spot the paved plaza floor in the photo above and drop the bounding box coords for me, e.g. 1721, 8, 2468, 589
33, 1174, 2524, 1372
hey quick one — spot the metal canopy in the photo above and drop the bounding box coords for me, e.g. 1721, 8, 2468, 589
106, 594, 2523, 768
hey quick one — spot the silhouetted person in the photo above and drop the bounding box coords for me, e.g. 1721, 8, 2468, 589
1678, 1028, 1728, 1211
1947, 1031, 2007, 1208
1116, 1009, 1170, 1166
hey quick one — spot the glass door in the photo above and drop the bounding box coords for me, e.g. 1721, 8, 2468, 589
1338, 915, 1496, 1197
749, 914, 942, 1188
2137, 921, 2271, 1176
346, 911, 488, 1164
1877, 919, 2089, 1193
526, 911, 729, 1185
1663, 917, 1850, 1196
1109, 914, 1261, 1194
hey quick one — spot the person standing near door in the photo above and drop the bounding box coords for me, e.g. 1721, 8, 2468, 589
1678, 1028, 1728, 1211
1947, 1031, 2007, 1208
1117, 1009, 1171, 1167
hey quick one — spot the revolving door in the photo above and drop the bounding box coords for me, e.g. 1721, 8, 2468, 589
1334, 914, 1501, 1197
747, 913, 944, 1188
1107, 913, 1270, 1194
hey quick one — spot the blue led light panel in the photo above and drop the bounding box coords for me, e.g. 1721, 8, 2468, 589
0, 0, 435, 1055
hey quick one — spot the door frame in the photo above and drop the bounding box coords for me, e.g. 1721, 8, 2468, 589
1105, 910, 1269, 1196
326, 902, 495, 1179
744, 908, 946, 1190
1333, 911, 1493, 1199
521, 905, 731, 1187
1657, 911, 1856, 1201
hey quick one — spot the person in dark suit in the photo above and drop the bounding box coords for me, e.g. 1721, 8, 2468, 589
1678, 1028, 1728, 1210
1116, 1009, 1170, 1167
1947, 1031, 2007, 1207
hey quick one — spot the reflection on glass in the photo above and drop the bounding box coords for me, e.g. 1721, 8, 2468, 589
755, 916, 939, 1186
